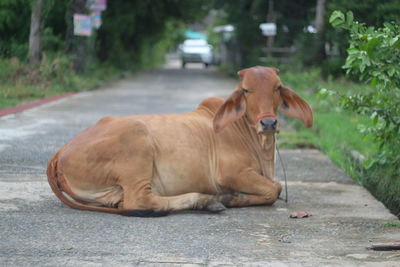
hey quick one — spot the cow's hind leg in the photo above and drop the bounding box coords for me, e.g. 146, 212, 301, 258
154, 192, 226, 213
116, 121, 225, 216
111, 120, 225, 216
120, 181, 226, 216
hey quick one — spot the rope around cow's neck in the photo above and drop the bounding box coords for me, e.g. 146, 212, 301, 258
275, 134, 288, 203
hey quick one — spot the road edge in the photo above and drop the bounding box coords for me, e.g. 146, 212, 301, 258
0, 92, 77, 118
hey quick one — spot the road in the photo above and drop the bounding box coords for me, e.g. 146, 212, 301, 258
1, 61, 399, 266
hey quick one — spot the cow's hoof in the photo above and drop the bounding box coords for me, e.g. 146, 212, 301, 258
206, 202, 226, 213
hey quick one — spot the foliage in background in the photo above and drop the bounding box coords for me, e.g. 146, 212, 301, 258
0, 0, 212, 108
0, 0, 32, 58
329, 11, 400, 173
321, 0, 400, 77
211, 0, 400, 76
3, 0, 400, 75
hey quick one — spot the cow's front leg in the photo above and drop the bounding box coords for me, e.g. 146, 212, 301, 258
217, 169, 281, 207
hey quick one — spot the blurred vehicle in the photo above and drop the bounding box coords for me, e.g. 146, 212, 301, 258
179, 39, 213, 68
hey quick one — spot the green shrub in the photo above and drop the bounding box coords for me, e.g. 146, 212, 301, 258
329, 11, 400, 172
0, 54, 121, 109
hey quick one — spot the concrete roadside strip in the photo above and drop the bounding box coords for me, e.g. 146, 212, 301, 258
0, 92, 76, 118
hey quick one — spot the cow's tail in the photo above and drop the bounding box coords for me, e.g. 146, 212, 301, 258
46, 151, 168, 217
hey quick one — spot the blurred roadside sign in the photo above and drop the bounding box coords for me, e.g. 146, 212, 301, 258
259, 23, 276, 36
74, 14, 92, 36
213, 25, 234, 33
88, 0, 107, 11
91, 11, 102, 29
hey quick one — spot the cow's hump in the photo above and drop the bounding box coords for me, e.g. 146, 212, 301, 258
197, 97, 224, 114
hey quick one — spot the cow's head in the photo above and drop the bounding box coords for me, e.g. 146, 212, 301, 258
213, 66, 313, 134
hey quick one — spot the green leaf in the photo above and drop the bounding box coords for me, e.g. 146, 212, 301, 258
347, 48, 359, 55
389, 36, 400, 48
359, 63, 366, 73
366, 38, 380, 57
371, 112, 378, 125
393, 117, 400, 124
330, 11, 345, 28
370, 77, 378, 88
390, 36, 399, 46
383, 22, 394, 31
363, 158, 375, 169
388, 68, 395, 77
346, 11, 354, 26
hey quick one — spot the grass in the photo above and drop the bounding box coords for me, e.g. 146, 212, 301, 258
384, 221, 400, 227
0, 55, 123, 109
277, 69, 399, 217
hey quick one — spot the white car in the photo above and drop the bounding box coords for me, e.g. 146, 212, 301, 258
179, 39, 213, 68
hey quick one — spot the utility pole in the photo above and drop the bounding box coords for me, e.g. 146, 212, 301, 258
66, 0, 88, 73
28, 0, 44, 65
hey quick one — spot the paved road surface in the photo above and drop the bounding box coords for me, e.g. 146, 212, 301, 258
1, 61, 399, 266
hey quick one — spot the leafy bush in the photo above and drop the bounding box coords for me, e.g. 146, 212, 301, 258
328, 11, 400, 172
0, 54, 120, 109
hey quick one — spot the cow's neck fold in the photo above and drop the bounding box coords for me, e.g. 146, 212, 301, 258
234, 116, 276, 180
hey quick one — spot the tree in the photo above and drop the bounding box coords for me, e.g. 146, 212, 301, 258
29, 0, 44, 64
312, 0, 327, 64
0, 0, 32, 58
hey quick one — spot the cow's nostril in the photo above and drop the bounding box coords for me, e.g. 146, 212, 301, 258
260, 119, 277, 131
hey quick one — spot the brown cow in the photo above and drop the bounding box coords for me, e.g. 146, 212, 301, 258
47, 66, 313, 216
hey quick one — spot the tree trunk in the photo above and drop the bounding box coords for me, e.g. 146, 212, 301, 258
313, 0, 327, 64
28, 0, 44, 65
266, 0, 275, 58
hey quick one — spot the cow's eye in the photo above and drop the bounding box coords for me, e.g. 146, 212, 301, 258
242, 88, 249, 93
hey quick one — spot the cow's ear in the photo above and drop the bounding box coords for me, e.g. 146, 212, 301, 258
279, 86, 313, 128
213, 89, 246, 132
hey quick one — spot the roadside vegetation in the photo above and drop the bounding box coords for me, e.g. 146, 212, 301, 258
0, 55, 121, 108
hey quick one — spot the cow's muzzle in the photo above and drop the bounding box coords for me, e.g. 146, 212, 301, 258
260, 119, 277, 132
